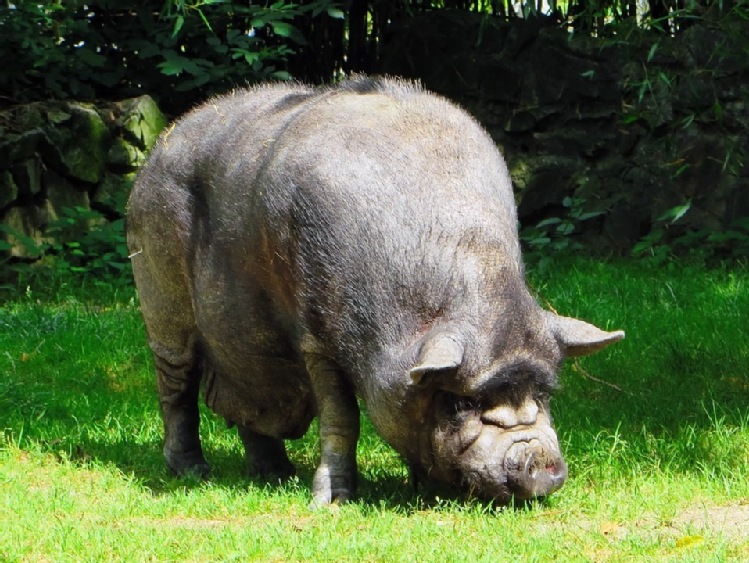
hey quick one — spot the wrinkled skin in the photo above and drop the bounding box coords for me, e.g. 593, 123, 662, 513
127, 76, 624, 505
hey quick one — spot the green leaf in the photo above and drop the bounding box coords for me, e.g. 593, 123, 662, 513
75, 48, 106, 68
270, 21, 307, 44
713, 100, 724, 121
270, 70, 292, 81
681, 113, 695, 128
158, 53, 205, 77
174, 73, 211, 92
657, 201, 691, 224
672, 164, 689, 179
327, 7, 345, 18
638, 80, 650, 104
529, 236, 551, 246
576, 211, 604, 221
536, 217, 562, 228
243, 51, 260, 65
647, 42, 659, 62
196, 8, 214, 33
158, 59, 186, 76
172, 15, 184, 37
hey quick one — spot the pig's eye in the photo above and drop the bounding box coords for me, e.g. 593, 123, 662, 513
449, 394, 480, 414
455, 397, 475, 411
434, 391, 481, 418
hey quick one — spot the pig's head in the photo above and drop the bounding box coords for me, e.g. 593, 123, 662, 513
394, 309, 624, 503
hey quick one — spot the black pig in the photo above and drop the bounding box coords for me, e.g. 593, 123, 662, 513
127, 76, 624, 505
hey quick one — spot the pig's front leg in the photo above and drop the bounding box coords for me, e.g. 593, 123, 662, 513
302, 336, 360, 506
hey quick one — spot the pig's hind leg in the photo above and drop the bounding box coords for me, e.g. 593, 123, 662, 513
130, 230, 210, 478
151, 337, 209, 477
237, 426, 296, 480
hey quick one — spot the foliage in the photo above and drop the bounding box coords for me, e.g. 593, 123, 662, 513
604, 4, 749, 262
633, 202, 749, 263
1, 1, 739, 114
0, 1, 342, 113
44, 206, 131, 277
618, 7, 749, 262
0, 207, 132, 296
1, 259, 748, 559
520, 197, 605, 271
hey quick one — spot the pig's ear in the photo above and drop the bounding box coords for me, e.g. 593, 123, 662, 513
409, 331, 464, 385
545, 312, 625, 357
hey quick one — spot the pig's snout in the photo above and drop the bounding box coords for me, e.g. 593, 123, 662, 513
505, 443, 567, 500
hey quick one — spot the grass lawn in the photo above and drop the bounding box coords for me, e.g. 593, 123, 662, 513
1, 258, 748, 561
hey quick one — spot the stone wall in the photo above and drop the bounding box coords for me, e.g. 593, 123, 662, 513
0, 96, 165, 256
378, 12, 749, 252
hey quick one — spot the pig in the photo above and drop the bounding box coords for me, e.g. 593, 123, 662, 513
126, 76, 624, 505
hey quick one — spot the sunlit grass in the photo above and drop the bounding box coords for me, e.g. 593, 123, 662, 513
1, 258, 748, 561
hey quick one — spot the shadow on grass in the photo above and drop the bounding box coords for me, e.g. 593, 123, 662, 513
3, 258, 749, 509
3, 386, 550, 514
3, 339, 748, 510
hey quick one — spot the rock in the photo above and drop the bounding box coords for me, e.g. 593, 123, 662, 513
106, 136, 145, 170
0, 171, 18, 209
1, 205, 45, 257
43, 104, 109, 183
45, 169, 90, 222
0, 96, 165, 254
514, 155, 581, 216
94, 172, 137, 213
505, 110, 538, 133
0, 128, 46, 169
115, 95, 167, 151
11, 158, 43, 196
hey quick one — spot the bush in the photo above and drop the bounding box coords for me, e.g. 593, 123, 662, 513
0, 207, 132, 297
0, 1, 341, 114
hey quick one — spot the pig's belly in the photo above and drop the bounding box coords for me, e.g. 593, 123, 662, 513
193, 275, 314, 439
201, 350, 314, 439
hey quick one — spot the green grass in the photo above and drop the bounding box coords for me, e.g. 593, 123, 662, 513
1, 258, 748, 561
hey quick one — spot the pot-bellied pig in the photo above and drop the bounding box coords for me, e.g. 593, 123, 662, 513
127, 76, 624, 505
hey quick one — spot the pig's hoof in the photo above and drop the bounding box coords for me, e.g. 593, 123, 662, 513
309, 489, 352, 511
165, 448, 211, 478
250, 458, 296, 482
310, 465, 356, 508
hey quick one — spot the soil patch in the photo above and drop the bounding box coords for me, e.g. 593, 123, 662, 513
672, 502, 749, 538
